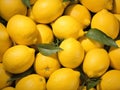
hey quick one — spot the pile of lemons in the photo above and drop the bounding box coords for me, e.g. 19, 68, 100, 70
0, 0, 120, 90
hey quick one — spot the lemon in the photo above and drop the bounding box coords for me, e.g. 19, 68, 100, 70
2, 45, 35, 74
52, 15, 84, 39
79, 35, 103, 52
64, 4, 91, 29
79, 0, 113, 13
0, 23, 12, 62
36, 24, 54, 44
7, 15, 38, 45
1, 87, 15, 90
32, 0, 64, 24
108, 40, 120, 70
58, 38, 84, 68
15, 74, 46, 90
114, 14, 120, 25
0, 63, 12, 89
34, 53, 61, 78
91, 9, 119, 39
112, 0, 120, 14
0, 0, 27, 21
83, 48, 110, 78
47, 68, 80, 90
97, 70, 120, 90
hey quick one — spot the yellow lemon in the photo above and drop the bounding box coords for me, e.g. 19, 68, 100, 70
34, 53, 61, 78
114, 14, 120, 26
83, 48, 110, 78
79, 35, 104, 52
2, 45, 35, 74
1, 87, 15, 90
108, 40, 120, 70
97, 70, 120, 90
15, 74, 46, 90
7, 15, 38, 45
64, 4, 91, 29
91, 9, 119, 39
0, 63, 12, 89
0, 23, 12, 62
112, 0, 120, 14
52, 15, 84, 39
0, 0, 27, 21
58, 38, 84, 68
79, 0, 113, 13
36, 24, 54, 44
32, 0, 64, 24
47, 68, 80, 90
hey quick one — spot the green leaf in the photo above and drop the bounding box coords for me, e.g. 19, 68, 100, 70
22, 0, 31, 8
37, 43, 63, 56
85, 28, 118, 47
86, 78, 101, 90
8, 66, 34, 82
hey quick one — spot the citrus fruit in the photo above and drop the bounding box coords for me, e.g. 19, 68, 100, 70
0, 0, 27, 21
36, 24, 54, 44
52, 15, 84, 39
97, 70, 120, 90
15, 74, 46, 90
2, 45, 35, 74
7, 15, 38, 45
79, 35, 103, 52
34, 53, 61, 78
64, 4, 91, 29
83, 48, 110, 78
32, 0, 64, 23
58, 38, 84, 68
47, 68, 80, 90
1, 87, 15, 90
0, 23, 12, 62
0, 63, 12, 89
108, 40, 120, 70
91, 9, 119, 39
114, 14, 120, 25
79, 0, 113, 13
112, 0, 120, 14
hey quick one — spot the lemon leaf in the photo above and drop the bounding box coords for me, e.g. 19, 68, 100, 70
8, 66, 34, 82
86, 78, 101, 90
22, 0, 31, 8
37, 43, 63, 56
85, 28, 118, 47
